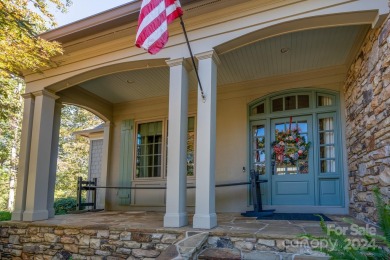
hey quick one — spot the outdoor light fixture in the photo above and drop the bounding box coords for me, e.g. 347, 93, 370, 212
280, 47, 290, 53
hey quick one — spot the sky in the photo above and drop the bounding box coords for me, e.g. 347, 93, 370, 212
50, 0, 136, 27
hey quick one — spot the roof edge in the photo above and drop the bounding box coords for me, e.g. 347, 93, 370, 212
40, 0, 198, 44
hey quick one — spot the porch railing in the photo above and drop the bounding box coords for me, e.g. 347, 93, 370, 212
76, 170, 273, 217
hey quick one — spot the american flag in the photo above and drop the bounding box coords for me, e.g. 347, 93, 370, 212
135, 0, 183, 54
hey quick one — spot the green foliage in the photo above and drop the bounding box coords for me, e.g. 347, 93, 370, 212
55, 105, 103, 199
374, 188, 390, 245
0, 0, 71, 210
53, 197, 78, 215
0, 211, 11, 221
0, 0, 71, 79
0, 1, 104, 212
303, 188, 390, 259
0, 77, 23, 211
0, 169, 10, 210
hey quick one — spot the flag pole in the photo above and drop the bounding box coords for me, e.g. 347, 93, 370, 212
179, 16, 206, 102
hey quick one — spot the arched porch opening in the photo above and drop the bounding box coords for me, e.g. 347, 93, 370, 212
54, 104, 104, 213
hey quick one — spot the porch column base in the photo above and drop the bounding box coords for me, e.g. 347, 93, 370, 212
193, 213, 217, 229
23, 210, 49, 221
164, 212, 188, 227
11, 211, 23, 221
48, 208, 55, 218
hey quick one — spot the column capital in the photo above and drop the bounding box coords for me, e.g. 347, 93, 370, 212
103, 122, 112, 128
54, 101, 64, 108
166, 58, 192, 71
32, 90, 60, 100
21, 93, 35, 100
195, 50, 220, 65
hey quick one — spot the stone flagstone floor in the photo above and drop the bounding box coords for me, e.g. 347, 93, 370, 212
22, 211, 361, 239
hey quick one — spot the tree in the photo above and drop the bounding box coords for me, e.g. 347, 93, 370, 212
0, 0, 71, 79
0, 77, 24, 210
56, 105, 103, 198
0, 0, 104, 212
0, 0, 72, 210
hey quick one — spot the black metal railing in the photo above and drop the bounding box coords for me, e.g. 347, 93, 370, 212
76, 170, 274, 217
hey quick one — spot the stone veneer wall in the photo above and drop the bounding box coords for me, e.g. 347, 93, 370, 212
0, 224, 182, 259
0, 222, 325, 259
344, 10, 390, 223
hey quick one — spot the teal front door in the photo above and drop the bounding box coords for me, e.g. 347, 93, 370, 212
271, 116, 314, 205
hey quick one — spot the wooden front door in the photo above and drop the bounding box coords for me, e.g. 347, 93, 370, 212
270, 116, 315, 205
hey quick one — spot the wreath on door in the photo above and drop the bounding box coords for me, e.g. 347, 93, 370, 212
271, 117, 311, 166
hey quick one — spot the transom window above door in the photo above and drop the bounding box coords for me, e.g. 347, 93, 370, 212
271, 94, 310, 112
250, 91, 336, 116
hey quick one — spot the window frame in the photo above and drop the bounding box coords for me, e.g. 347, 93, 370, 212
133, 118, 166, 181
133, 116, 197, 181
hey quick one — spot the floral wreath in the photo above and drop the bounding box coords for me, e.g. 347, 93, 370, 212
271, 120, 311, 166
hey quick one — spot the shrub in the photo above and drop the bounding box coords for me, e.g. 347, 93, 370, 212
54, 197, 78, 215
0, 211, 11, 221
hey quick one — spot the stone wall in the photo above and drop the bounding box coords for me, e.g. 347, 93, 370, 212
0, 223, 182, 259
344, 12, 390, 223
0, 222, 328, 259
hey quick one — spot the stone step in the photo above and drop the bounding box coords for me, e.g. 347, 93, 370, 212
157, 231, 209, 260
198, 249, 330, 260
198, 248, 241, 260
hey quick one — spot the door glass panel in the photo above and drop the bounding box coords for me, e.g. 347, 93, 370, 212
320, 159, 336, 173
319, 118, 334, 131
318, 95, 333, 106
298, 95, 310, 109
273, 119, 310, 175
272, 98, 283, 112
251, 103, 265, 115
252, 124, 266, 175
320, 146, 335, 158
318, 116, 336, 174
298, 121, 308, 133
298, 160, 309, 174
320, 132, 334, 144
285, 96, 296, 110
275, 123, 285, 132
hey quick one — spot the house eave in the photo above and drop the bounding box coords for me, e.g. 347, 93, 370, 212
39, 1, 142, 44
39, 0, 200, 44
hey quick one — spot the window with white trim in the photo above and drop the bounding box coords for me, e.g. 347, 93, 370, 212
136, 121, 163, 178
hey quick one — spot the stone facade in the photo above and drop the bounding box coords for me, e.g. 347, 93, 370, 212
0, 222, 329, 259
344, 11, 390, 222
0, 224, 182, 259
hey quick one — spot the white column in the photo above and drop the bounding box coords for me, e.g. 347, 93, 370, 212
193, 50, 219, 229
164, 58, 190, 227
47, 101, 62, 218
12, 93, 35, 221
23, 90, 59, 221
98, 122, 111, 210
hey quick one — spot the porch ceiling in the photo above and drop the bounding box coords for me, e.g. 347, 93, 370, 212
79, 25, 368, 104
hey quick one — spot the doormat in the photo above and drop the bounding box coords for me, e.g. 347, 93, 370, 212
256, 213, 332, 221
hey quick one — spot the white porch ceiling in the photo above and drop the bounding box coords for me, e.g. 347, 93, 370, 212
80, 25, 368, 104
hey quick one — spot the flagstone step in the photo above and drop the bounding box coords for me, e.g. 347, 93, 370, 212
157, 231, 209, 260
198, 249, 330, 260
198, 248, 241, 259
